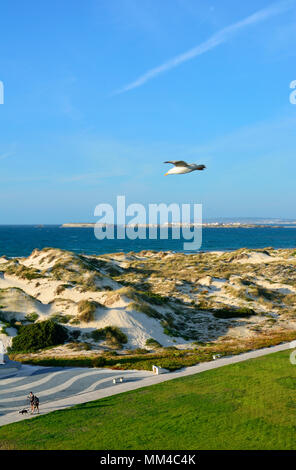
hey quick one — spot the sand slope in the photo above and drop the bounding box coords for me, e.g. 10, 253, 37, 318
1, 247, 296, 353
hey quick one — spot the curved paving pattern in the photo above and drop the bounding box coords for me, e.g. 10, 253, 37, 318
0, 365, 151, 417
0, 341, 293, 427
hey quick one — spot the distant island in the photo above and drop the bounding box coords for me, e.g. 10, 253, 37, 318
60, 222, 295, 229
61, 223, 96, 228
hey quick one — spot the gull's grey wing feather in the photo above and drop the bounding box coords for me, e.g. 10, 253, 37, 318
164, 160, 189, 167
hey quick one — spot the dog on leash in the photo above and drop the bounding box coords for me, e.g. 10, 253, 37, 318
18, 409, 28, 414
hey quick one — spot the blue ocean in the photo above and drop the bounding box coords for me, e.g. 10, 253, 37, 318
0, 225, 296, 258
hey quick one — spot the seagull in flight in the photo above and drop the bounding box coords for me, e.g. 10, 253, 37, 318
164, 160, 206, 175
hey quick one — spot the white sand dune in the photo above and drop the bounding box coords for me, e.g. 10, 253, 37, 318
1, 247, 296, 354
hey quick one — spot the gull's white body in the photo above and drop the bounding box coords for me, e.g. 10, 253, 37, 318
164, 160, 206, 176
165, 165, 195, 175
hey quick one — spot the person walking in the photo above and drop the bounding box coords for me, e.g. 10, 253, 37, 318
28, 392, 35, 414
33, 395, 40, 414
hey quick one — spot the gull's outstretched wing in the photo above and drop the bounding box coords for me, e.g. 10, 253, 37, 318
164, 160, 189, 167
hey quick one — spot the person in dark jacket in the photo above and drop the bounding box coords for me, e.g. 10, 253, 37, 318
28, 392, 35, 414
33, 395, 40, 414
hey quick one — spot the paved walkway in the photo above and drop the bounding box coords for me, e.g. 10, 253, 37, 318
0, 341, 293, 427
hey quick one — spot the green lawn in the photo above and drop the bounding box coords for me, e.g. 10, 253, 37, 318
1, 350, 296, 450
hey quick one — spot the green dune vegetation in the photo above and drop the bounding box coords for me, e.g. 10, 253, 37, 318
1, 350, 296, 450
1, 246, 296, 369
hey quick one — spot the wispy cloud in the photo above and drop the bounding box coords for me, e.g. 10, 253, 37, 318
113, 0, 295, 95
0, 151, 14, 161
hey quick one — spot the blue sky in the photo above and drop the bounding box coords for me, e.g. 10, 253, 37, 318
0, 0, 296, 223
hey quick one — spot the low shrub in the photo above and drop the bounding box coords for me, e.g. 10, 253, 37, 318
133, 348, 150, 355
79, 273, 101, 292
145, 338, 162, 348
67, 342, 92, 351
127, 302, 162, 319
77, 300, 97, 322
93, 356, 107, 367
10, 320, 68, 352
55, 284, 69, 295
25, 312, 39, 323
212, 306, 255, 319
50, 313, 73, 324
5, 264, 42, 280
138, 291, 169, 305
90, 326, 128, 346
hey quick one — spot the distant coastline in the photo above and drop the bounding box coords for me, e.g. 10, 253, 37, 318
60, 222, 296, 229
